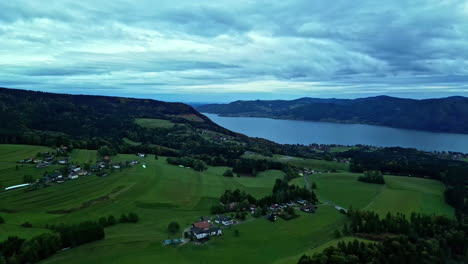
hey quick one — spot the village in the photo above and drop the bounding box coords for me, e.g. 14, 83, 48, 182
7, 147, 148, 191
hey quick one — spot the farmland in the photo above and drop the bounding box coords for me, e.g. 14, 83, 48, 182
0, 144, 454, 264
291, 172, 454, 217
135, 118, 175, 129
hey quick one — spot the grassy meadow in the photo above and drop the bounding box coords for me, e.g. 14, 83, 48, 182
135, 118, 175, 129
0, 144, 454, 264
290, 172, 453, 217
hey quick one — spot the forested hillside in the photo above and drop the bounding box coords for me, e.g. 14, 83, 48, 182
0, 88, 323, 162
198, 96, 468, 134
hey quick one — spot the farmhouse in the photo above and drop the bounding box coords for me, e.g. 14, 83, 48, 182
191, 221, 223, 241
48, 171, 63, 181
78, 170, 88, 176
68, 172, 79, 180
267, 213, 277, 222
193, 220, 211, 229
300, 204, 317, 213
36, 162, 51, 168
192, 226, 223, 240
214, 215, 234, 226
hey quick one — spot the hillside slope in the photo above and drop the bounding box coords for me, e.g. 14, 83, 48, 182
198, 96, 468, 134
0, 88, 245, 155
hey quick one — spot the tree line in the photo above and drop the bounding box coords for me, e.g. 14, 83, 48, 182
211, 179, 317, 214
0, 212, 139, 264
299, 209, 467, 263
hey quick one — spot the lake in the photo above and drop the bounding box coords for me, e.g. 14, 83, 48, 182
203, 113, 468, 153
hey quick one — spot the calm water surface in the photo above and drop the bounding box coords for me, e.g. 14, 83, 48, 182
204, 113, 468, 153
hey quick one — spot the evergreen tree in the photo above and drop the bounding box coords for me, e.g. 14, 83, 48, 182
168, 221, 180, 235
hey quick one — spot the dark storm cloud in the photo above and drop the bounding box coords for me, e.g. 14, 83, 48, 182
0, 0, 467, 100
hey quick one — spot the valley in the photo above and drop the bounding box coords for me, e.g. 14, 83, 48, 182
0, 144, 454, 264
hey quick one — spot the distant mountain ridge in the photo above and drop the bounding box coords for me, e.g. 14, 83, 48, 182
197, 95, 468, 134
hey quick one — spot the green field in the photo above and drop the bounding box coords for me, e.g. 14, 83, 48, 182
0, 144, 454, 264
291, 173, 454, 217
135, 118, 175, 129
329, 146, 357, 153
70, 149, 98, 163
242, 153, 349, 172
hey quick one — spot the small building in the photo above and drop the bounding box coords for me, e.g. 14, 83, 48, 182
267, 213, 277, 222
208, 226, 223, 236
68, 172, 79, 180
191, 226, 222, 240
78, 170, 88, 176
215, 215, 234, 226
334, 206, 348, 214
301, 204, 317, 213
270, 204, 280, 211
191, 220, 223, 241
36, 162, 51, 168
192, 227, 210, 240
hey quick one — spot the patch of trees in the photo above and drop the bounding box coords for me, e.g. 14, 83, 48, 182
49, 221, 104, 248
0, 233, 62, 264
358, 171, 385, 184
211, 179, 317, 214
22, 175, 33, 184
119, 212, 139, 223
166, 157, 207, 171
300, 209, 468, 263
278, 207, 298, 221
232, 158, 283, 176
168, 221, 180, 235
442, 167, 468, 217
258, 179, 318, 206
98, 215, 117, 227
97, 146, 117, 157
342, 147, 468, 180
20, 222, 32, 228
223, 169, 234, 177
0, 220, 105, 264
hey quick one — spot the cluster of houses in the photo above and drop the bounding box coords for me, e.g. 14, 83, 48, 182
41, 158, 140, 184
189, 215, 235, 242
191, 220, 223, 241
42, 165, 89, 184
18, 147, 71, 169
18, 154, 69, 169
267, 200, 317, 221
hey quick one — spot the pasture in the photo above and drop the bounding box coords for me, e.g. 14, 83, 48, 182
242, 153, 349, 172
135, 118, 175, 129
0, 144, 454, 264
291, 172, 454, 217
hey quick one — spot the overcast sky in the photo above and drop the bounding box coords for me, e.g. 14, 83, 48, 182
1, 0, 468, 102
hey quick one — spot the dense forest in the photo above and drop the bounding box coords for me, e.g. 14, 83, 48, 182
198, 95, 468, 134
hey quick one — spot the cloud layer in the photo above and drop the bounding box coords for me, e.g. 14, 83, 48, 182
1, 0, 468, 101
